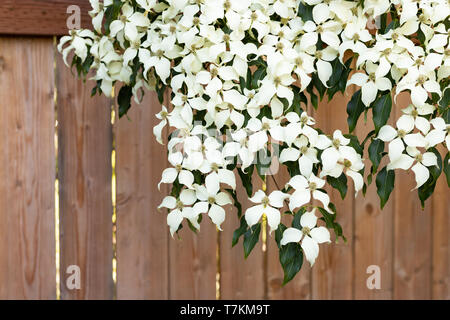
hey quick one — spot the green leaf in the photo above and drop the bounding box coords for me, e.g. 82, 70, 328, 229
118, 85, 133, 118
243, 223, 261, 258
251, 68, 266, 89
275, 223, 287, 249
346, 89, 365, 133
444, 153, 450, 187
327, 58, 345, 88
312, 74, 326, 100
345, 134, 364, 156
376, 166, 395, 209
368, 139, 385, 172
225, 189, 242, 218
385, 19, 399, 33
439, 87, 450, 114
327, 174, 348, 199
443, 108, 450, 124
104, 0, 122, 34
418, 148, 443, 208
372, 93, 392, 133
279, 242, 303, 285
237, 165, 254, 197
292, 207, 306, 229
318, 207, 345, 241
232, 216, 248, 247
307, 86, 318, 109
297, 2, 313, 21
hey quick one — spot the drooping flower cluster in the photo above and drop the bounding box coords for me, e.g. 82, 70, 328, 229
59, 0, 449, 281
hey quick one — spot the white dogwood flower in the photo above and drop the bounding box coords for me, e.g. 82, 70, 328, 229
245, 190, 289, 233
159, 152, 194, 190
287, 174, 331, 213
110, 4, 149, 42
280, 209, 331, 266
159, 189, 199, 237
347, 61, 392, 106
194, 173, 232, 230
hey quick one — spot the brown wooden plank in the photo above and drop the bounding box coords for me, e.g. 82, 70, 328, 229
115, 91, 169, 299
311, 91, 355, 299
0, 0, 91, 36
267, 165, 312, 300
0, 37, 56, 299
393, 93, 432, 299
354, 104, 394, 299
56, 54, 113, 299
432, 167, 450, 299
169, 220, 217, 299
221, 176, 265, 300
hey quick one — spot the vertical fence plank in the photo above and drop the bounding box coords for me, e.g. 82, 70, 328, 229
432, 171, 450, 299
393, 93, 432, 299
312, 92, 355, 299
354, 107, 394, 299
0, 37, 55, 299
115, 92, 169, 299
169, 220, 217, 299
221, 177, 265, 299
56, 55, 113, 299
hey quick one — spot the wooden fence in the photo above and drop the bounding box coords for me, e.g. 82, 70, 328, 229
0, 1, 448, 300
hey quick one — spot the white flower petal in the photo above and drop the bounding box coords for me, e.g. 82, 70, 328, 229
265, 206, 281, 234
388, 138, 405, 162
209, 204, 226, 230
312, 190, 331, 212
421, 152, 437, 167
387, 154, 414, 171
396, 115, 414, 133
167, 209, 183, 237
245, 204, 264, 227
404, 133, 427, 147
289, 189, 311, 211
300, 210, 318, 229
215, 192, 232, 206
179, 170, 194, 188
310, 226, 331, 244
279, 147, 301, 163
269, 191, 288, 208
378, 125, 397, 142
218, 169, 236, 190
159, 196, 177, 210
411, 163, 429, 189
301, 235, 320, 266
159, 168, 178, 189
280, 227, 303, 246
249, 190, 266, 203
288, 175, 309, 190
205, 172, 221, 196
361, 81, 378, 106
180, 189, 197, 205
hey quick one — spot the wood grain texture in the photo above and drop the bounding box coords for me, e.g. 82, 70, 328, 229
432, 170, 450, 299
169, 221, 217, 299
57, 54, 113, 300
312, 91, 355, 299
115, 91, 169, 300
354, 108, 394, 299
221, 176, 265, 300
0, 37, 56, 299
393, 93, 432, 299
0, 0, 91, 36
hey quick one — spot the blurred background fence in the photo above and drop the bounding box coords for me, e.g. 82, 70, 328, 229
0, 0, 448, 300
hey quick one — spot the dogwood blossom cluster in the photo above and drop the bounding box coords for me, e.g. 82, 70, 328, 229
59, 0, 449, 279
